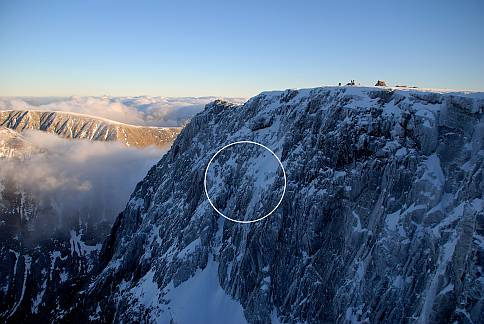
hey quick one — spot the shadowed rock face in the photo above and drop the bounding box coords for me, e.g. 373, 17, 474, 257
5, 86, 484, 323
0, 110, 182, 148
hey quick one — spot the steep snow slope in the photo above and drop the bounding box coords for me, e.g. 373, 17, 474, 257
0, 110, 181, 148
68, 87, 484, 322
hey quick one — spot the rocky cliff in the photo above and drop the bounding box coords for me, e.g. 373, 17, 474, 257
0, 110, 181, 148
6, 86, 484, 323
76, 86, 484, 323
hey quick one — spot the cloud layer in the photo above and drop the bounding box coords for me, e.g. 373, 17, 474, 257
0, 130, 164, 232
0, 96, 246, 127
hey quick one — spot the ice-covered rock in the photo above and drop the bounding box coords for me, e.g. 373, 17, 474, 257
74, 86, 483, 323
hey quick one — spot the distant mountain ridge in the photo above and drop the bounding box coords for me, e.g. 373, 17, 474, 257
0, 110, 181, 148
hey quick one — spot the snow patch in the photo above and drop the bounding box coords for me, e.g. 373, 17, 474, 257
69, 229, 102, 257
159, 259, 247, 323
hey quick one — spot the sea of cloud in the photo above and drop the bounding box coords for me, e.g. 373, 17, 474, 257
0, 130, 164, 232
0, 96, 246, 126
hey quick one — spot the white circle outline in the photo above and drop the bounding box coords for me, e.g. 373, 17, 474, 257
203, 140, 287, 224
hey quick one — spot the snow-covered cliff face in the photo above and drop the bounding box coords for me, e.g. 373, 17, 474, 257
73, 86, 484, 323
0, 110, 181, 148
41, 87, 484, 322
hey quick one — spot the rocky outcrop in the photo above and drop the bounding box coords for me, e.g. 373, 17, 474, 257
375, 80, 387, 86
0, 110, 181, 148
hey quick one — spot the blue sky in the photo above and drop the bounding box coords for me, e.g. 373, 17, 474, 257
1, 0, 483, 97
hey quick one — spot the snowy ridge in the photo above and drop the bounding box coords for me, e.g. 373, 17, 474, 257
8, 110, 168, 129
0, 110, 182, 148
